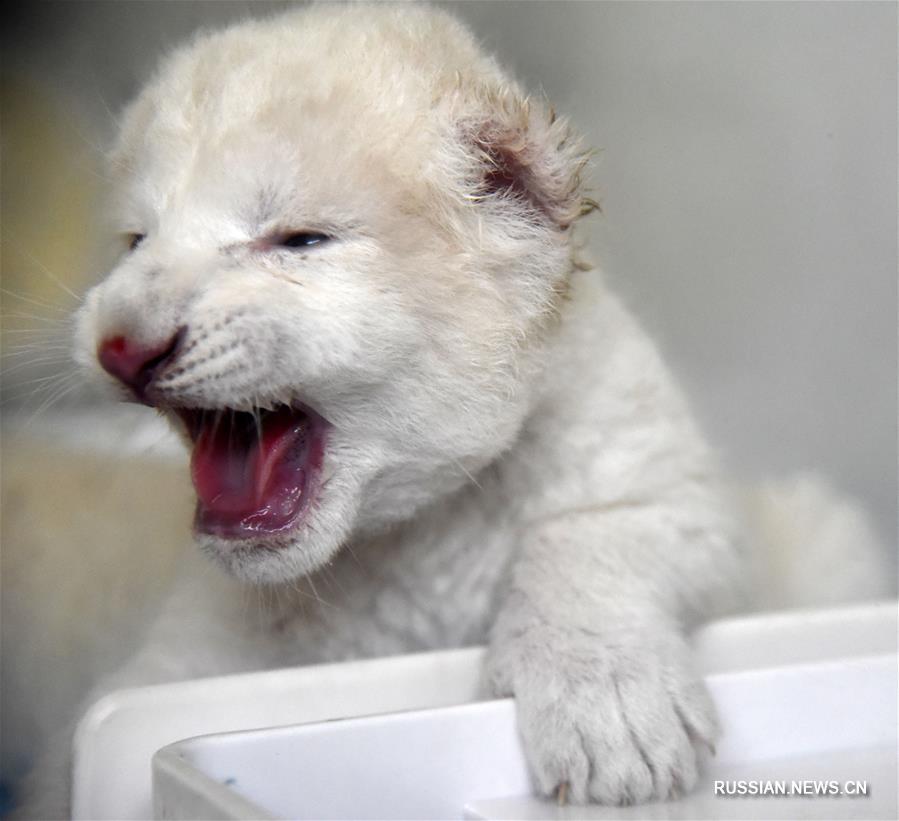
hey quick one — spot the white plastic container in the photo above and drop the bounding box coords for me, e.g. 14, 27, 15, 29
73, 648, 487, 820
153, 653, 897, 820
71, 601, 897, 820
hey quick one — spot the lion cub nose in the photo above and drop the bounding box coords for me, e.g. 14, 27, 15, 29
97, 330, 182, 404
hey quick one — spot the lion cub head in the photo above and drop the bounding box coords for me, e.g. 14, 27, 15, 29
77, 4, 592, 582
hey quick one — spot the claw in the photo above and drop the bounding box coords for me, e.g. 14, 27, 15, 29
556, 781, 569, 806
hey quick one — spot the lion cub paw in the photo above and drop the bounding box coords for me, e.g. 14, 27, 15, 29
487, 625, 717, 805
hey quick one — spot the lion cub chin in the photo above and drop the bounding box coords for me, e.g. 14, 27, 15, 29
20, 4, 744, 816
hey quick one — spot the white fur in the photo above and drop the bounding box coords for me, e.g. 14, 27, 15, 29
17, 4, 887, 817
740, 474, 893, 610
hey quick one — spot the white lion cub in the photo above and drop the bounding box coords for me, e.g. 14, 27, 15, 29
28, 3, 748, 814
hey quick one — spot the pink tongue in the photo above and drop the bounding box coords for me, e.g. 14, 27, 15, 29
190, 409, 307, 535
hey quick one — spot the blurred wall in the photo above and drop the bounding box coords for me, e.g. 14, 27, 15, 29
2, 1, 895, 536
457, 1, 897, 551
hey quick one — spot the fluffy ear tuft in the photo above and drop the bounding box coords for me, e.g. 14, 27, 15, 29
465, 89, 598, 230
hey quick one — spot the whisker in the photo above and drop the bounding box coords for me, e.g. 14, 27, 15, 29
0, 328, 69, 336
453, 457, 483, 490
2, 335, 70, 347
342, 539, 364, 570
5, 380, 74, 410
286, 577, 331, 610
0, 289, 70, 315
92, 85, 120, 131
319, 562, 349, 601
5, 244, 84, 304
0, 312, 71, 324
0, 357, 74, 378
304, 573, 332, 609
5, 369, 75, 388
1, 347, 71, 360
21, 379, 82, 426
2, 345, 71, 357
0, 334, 70, 349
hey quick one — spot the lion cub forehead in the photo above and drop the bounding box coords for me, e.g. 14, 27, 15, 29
113, 5, 508, 175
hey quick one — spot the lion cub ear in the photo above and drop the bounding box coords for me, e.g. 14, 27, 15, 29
461, 87, 598, 231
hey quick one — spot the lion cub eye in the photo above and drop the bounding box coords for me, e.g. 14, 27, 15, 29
278, 232, 331, 249
126, 233, 146, 251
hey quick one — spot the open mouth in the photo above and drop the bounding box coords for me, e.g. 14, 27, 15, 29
175, 404, 326, 540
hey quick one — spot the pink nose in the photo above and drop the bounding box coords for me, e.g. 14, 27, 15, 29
97, 331, 182, 403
